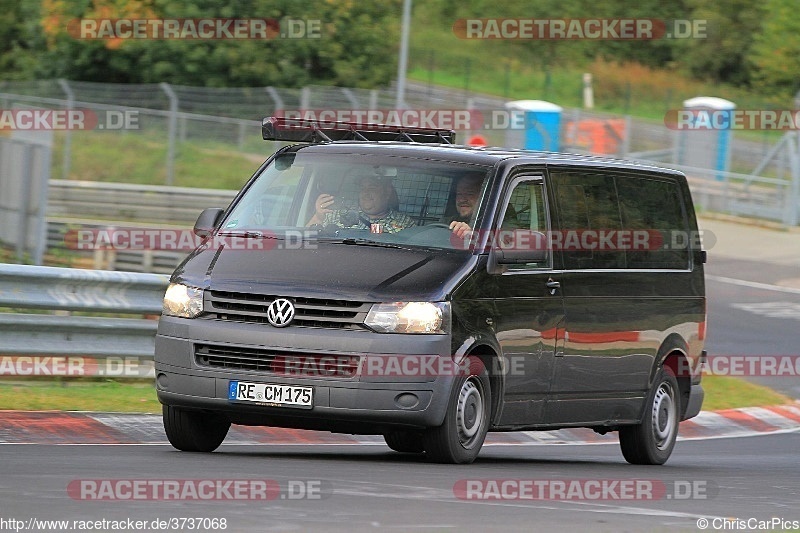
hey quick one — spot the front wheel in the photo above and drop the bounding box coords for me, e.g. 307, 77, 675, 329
619, 366, 680, 465
424, 363, 490, 464
163, 405, 230, 452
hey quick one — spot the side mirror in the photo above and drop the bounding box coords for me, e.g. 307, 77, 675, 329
193, 208, 225, 238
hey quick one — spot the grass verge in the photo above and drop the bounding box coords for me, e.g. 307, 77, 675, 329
0, 375, 792, 414
699, 375, 792, 411
0, 380, 160, 413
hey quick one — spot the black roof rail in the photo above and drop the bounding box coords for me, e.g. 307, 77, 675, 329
262, 116, 456, 144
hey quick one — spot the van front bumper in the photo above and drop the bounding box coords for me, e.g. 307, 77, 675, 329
154, 316, 456, 432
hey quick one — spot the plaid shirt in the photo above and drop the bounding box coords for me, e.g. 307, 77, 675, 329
322, 209, 416, 234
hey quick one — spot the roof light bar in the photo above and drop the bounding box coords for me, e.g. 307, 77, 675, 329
262, 116, 456, 144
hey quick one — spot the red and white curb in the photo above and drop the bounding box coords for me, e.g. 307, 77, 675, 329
1, 403, 798, 445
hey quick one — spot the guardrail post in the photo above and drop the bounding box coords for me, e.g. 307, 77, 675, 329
620, 115, 632, 158
395, 0, 411, 109
57, 79, 74, 180
369, 90, 378, 111
341, 87, 360, 109
237, 121, 246, 150
159, 82, 178, 186
265, 86, 284, 115
785, 132, 800, 226
16, 143, 33, 263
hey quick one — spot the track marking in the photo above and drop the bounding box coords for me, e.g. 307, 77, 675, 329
707, 275, 800, 295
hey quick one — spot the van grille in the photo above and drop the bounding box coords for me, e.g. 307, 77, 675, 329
204, 290, 370, 330
195, 343, 360, 378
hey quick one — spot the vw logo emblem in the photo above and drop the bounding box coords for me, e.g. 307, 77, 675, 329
266, 298, 295, 327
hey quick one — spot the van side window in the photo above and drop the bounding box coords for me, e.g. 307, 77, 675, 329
617, 177, 690, 269
499, 180, 550, 269
553, 173, 625, 270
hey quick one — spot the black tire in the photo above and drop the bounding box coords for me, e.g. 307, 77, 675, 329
619, 366, 680, 465
162, 405, 230, 452
423, 363, 490, 464
383, 430, 425, 453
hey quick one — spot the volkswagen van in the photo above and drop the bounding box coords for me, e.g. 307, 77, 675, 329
155, 117, 706, 464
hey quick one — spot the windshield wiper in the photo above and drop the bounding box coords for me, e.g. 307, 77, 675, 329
336, 238, 406, 250
216, 230, 278, 239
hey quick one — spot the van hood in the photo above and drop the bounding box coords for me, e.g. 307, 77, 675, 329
172, 241, 472, 301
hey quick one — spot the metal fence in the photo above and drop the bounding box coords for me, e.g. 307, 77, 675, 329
0, 264, 168, 378
0, 79, 798, 226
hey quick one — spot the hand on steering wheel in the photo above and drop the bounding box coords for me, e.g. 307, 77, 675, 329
449, 221, 472, 238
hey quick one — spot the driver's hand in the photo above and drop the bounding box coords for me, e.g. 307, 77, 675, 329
309, 194, 336, 225
449, 221, 471, 238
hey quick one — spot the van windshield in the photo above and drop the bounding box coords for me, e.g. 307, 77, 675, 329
220, 151, 491, 250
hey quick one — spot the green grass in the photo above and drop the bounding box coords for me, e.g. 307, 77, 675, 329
0, 380, 160, 413
0, 375, 791, 414
700, 375, 792, 411
50, 130, 266, 189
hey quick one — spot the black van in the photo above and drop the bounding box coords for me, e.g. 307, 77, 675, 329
155, 118, 706, 465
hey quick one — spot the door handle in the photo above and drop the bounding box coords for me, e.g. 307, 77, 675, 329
546, 279, 560, 294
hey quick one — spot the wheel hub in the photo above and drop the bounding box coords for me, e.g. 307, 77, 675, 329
456, 379, 483, 444
651, 383, 675, 450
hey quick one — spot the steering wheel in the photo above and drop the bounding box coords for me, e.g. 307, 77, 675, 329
422, 223, 453, 229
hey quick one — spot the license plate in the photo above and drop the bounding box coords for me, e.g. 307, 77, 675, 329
228, 381, 313, 408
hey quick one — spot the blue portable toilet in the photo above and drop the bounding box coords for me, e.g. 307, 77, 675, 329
504, 100, 563, 151
677, 96, 735, 180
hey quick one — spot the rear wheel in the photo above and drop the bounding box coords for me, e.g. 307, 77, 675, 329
423, 364, 490, 464
162, 405, 230, 452
384, 430, 425, 453
619, 366, 680, 465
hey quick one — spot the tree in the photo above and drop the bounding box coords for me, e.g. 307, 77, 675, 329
747, 0, 800, 99
676, 0, 766, 86
0, 0, 47, 80
29, 0, 401, 87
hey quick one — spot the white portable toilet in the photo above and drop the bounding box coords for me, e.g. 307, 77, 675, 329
677, 96, 735, 180
504, 100, 563, 151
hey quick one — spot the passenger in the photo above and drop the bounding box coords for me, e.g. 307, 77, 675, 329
309, 175, 415, 233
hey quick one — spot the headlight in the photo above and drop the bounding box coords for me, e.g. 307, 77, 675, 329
162, 283, 203, 318
364, 302, 450, 334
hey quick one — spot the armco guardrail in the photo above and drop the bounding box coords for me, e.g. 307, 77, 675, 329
0, 264, 169, 378
48, 179, 238, 224
44, 181, 238, 274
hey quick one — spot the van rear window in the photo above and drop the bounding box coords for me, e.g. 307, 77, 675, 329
553, 172, 690, 270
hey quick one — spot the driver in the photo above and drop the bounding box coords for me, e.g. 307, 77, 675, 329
309, 175, 415, 234
448, 174, 484, 238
